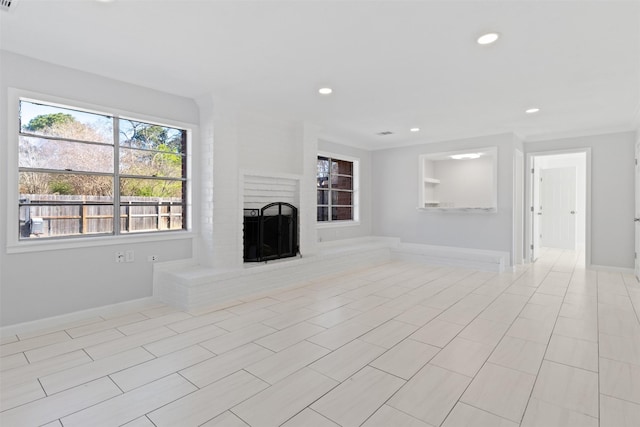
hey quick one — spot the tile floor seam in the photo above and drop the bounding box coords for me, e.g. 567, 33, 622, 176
3, 251, 637, 427
309, 364, 408, 427
599, 391, 640, 407
542, 356, 599, 373
596, 270, 604, 423
175, 371, 200, 390
228, 408, 251, 426
458, 401, 528, 426
107, 372, 126, 394
622, 273, 640, 326
38, 349, 158, 396
235, 367, 342, 426
514, 255, 578, 425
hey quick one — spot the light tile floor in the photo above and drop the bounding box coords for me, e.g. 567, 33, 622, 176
1, 248, 639, 426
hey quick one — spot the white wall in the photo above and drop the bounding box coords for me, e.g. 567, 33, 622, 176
238, 112, 302, 175
372, 133, 516, 258
317, 139, 373, 242
526, 132, 635, 269
433, 156, 495, 208
0, 52, 199, 326
197, 101, 319, 266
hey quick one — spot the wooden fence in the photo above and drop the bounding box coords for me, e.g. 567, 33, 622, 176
19, 194, 183, 238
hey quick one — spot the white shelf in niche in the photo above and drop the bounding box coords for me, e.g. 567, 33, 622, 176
418, 146, 498, 212
417, 206, 497, 213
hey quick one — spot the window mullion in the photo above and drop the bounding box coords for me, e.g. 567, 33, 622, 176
113, 117, 120, 236
328, 157, 333, 221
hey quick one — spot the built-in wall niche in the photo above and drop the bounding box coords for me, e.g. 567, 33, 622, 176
418, 147, 498, 212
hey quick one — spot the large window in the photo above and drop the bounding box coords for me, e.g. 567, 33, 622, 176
18, 99, 188, 240
317, 155, 357, 222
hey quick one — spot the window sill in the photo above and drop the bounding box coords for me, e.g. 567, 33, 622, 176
317, 220, 361, 229
6, 230, 195, 254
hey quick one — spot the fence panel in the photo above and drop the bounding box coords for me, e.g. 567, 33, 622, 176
19, 194, 183, 238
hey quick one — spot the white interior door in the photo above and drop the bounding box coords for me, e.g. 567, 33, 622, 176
635, 139, 640, 280
540, 167, 577, 249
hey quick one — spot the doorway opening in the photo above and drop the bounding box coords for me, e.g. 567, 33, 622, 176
526, 150, 590, 266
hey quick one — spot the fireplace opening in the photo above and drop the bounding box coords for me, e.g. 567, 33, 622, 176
243, 202, 299, 262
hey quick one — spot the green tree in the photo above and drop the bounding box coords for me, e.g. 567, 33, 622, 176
24, 113, 75, 133
19, 114, 112, 196
121, 120, 183, 153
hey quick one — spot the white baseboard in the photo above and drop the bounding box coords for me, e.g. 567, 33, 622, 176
392, 242, 510, 272
588, 264, 636, 275
0, 296, 159, 338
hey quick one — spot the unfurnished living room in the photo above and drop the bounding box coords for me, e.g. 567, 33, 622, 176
1, 1, 639, 426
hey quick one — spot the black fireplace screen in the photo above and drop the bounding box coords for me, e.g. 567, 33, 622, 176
243, 202, 299, 262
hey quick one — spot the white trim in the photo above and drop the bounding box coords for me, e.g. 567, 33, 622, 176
633, 103, 640, 129
416, 207, 496, 213
316, 220, 361, 229
6, 87, 197, 253
317, 150, 360, 164
0, 296, 159, 338
392, 242, 509, 272
317, 150, 360, 224
513, 148, 525, 266
7, 231, 196, 254
524, 125, 636, 144
589, 264, 636, 275
525, 148, 591, 267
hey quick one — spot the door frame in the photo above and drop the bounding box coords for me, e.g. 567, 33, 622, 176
634, 138, 640, 282
513, 148, 524, 265
525, 148, 591, 266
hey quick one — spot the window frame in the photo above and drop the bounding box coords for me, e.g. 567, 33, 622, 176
6, 88, 195, 253
316, 151, 360, 226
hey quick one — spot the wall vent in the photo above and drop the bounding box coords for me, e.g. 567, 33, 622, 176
377, 131, 394, 136
0, 0, 16, 12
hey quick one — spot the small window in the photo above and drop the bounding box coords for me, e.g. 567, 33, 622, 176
317, 155, 356, 222
18, 99, 188, 240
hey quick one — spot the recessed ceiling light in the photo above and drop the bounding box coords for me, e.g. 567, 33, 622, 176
526, 107, 540, 114
410, 128, 420, 132
450, 153, 482, 160
477, 32, 500, 45
318, 88, 333, 95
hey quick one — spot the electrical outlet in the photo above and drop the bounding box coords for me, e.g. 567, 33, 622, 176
125, 250, 134, 262
115, 251, 125, 263
147, 255, 159, 262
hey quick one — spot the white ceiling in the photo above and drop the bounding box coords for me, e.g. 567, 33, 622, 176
1, 0, 639, 150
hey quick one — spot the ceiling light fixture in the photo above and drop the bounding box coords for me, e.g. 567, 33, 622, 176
318, 88, 333, 95
410, 128, 420, 132
525, 107, 540, 114
477, 32, 500, 45
450, 153, 482, 160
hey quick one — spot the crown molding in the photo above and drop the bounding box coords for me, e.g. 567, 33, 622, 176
523, 124, 637, 144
